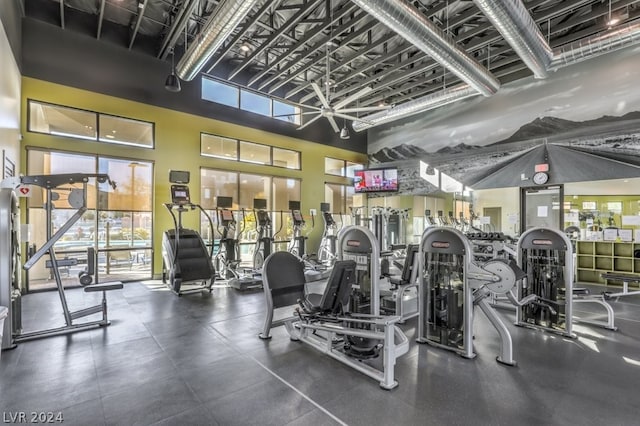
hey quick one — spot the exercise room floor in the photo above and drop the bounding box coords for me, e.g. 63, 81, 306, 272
1, 281, 639, 426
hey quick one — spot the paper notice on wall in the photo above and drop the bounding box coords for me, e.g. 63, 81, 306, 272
565, 212, 579, 224
537, 206, 548, 217
622, 215, 640, 226
618, 229, 633, 242
507, 213, 519, 224
635, 230, 640, 242
480, 216, 491, 224
603, 228, 618, 241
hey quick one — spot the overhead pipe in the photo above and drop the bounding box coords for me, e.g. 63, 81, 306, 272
550, 20, 640, 69
354, 15, 640, 131
176, 0, 261, 81
352, 84, 479, 131
472, 0, 553, 79
349, 0, 500, 97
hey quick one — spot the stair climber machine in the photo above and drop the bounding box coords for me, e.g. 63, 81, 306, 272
214, 196, 239, 280
417, 227, 525, 365
1, 174, 123, 349
515, 227, 616, 336
162, 171, 215, 296
260, 226, 409, 389
317, 203, 339, 267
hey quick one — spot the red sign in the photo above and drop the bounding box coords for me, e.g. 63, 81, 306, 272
346, 240, 361, 247
534, 163, 549, 172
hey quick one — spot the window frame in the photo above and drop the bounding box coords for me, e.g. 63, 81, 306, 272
27, 99, 155, 149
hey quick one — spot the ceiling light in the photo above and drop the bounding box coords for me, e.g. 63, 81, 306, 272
340, 123, 350, 140
165, 49, 181, 92
240, 42, 251, 52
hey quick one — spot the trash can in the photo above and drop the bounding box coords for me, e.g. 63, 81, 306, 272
0, 306, 8, 359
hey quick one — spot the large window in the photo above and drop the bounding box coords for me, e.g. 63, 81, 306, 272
201, 76, 300, 124
28, 100, 154, 148
26, 149, 153, 291
200, 168, 301, 266
325, 157, 364, 177
239, 141, 271, 165
324, 183, 355, 219
200, 133, 300, 169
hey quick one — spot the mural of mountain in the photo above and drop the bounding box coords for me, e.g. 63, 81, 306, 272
369, 143, 428, 163
435, 143, 479, 155
490, 112, 640, 146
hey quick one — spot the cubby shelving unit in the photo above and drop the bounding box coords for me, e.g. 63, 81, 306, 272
576, 241, 640, 287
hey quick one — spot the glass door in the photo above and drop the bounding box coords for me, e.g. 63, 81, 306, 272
520, 185, 564, 234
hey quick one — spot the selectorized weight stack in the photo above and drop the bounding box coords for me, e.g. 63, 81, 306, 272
515, 227, 616, 336
417, 227, 522, 365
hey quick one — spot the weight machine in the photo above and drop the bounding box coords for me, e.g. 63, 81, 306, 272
1, 174, 123, 349
260, 246, 409, 389
162, 171, 216, 296
417, 227, 522, 365
515, 227, 616, 336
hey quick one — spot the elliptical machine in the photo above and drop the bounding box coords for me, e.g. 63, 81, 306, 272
252, 198, 274, 271
317, 203, 339, 266
214, 196, 239, 280
162, 171, 215, 296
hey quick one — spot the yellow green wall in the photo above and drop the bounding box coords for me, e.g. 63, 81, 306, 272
21, 77, 367, 277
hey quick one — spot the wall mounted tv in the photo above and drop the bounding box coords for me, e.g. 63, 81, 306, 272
354, 168, 399, 193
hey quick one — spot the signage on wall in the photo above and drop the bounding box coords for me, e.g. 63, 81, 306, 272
534, 163, 549, 172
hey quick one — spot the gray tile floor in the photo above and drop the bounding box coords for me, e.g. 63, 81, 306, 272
1, 280, 640, 426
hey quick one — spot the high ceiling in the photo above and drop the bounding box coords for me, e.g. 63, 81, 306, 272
24, 0, 640, 131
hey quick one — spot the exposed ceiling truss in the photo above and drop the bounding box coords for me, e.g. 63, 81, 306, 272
27, 0, 640, 131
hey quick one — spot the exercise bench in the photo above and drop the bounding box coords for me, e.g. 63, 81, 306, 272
601, 272, 640, 300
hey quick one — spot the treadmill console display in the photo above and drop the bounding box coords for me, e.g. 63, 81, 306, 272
171, 184, 190, 205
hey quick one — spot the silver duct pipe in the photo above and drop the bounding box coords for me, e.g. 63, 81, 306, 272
352, 84, 479, 132
176, 0, 261, 81
350, 0, 500, 97
550, 20, 640, 70
472, 0, 553, 79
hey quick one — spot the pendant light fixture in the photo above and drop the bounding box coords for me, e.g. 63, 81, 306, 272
165, 48, 181, 92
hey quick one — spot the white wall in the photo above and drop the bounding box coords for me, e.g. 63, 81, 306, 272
0, 19, 21, 177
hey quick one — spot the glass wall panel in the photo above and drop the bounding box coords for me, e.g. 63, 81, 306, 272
28, 101, 97, 140
272, 147, 300, 169
99, 115, 154, 148
201, 134, 238, 160
98, 158, 153, 211
273, 177, 301, 242
346, 161, 363, 178
239, 141, 270, 165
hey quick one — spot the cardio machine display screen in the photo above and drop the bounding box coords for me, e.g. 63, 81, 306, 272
292, 210, 303, 222
221, 209, 234, 221
171, 185, 190, 205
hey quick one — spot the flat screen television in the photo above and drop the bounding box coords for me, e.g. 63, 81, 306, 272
217, 196, 233, 208
354, 168, 399, 193
253, 198, 267, 210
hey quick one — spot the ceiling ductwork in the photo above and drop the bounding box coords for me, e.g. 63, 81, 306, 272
472, 0, 553, 79
352, 84, 479, 132
349, 0, 501, 97
550, 20, 640, 70
176, 0, 261, 81
355, 13, 640, 132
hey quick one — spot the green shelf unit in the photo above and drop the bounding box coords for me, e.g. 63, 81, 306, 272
576, 241, 640, 286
